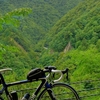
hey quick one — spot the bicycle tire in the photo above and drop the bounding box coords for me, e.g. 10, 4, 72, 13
0, 97, 3, 100
37, 83, 80, 100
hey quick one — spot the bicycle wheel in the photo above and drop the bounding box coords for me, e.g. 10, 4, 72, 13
37, 83, 80, 100
0, 97, 3, 100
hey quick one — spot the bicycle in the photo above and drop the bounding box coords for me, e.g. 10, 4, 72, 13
0, 66, 80, 100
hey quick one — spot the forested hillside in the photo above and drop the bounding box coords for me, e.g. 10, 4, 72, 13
0, 0, 83, 75
0, 0, 83, 46
44, 0, 100, 52
0, 0, 100, 99
38, 0, 100, 81
0, 0, 99, 81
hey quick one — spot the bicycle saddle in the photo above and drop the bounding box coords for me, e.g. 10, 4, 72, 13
0, 68, 12, 73
27, 68, 45, 80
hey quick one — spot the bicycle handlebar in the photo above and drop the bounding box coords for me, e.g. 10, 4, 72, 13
44, 66, 69, 83
51, 69, 63, 82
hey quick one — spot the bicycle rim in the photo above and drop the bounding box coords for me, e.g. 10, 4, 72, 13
37, 83, 80, 100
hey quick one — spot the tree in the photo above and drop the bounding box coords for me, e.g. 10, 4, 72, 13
0, 8, 32, 30
96, 39, 100, 52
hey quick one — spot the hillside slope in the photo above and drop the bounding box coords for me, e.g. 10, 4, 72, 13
0, 0, 83, 48
0, 0, 83, 30
0, 0, 84, 65
0, 1, 100, 98
44, 0, 100, 52
37, 0, 100, 82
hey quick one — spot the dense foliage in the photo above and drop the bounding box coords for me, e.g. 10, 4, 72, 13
45, 0, 100, 52
0, 0, 83, 73
0, 0, 83, 47
0, 0, 100, 99
38, 0, 100, 96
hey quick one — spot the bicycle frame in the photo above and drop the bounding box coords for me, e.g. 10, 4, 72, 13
0, 67, 70, 100
0, 73, 50, 100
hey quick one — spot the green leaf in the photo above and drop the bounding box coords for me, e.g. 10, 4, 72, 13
0, 8, 32, 30
0, 25, 3, 30
7, 8, 32, 17
0, 17, 4, 24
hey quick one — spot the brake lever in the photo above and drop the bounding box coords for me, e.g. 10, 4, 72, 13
62, 68, 69, 80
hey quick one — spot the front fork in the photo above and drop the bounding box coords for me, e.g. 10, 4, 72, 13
45, 82, 56, 100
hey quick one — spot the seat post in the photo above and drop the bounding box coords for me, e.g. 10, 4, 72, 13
0, 73, 6, 85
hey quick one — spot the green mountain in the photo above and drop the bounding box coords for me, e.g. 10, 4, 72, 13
0, 0, 83, 76
0, 0, 83, 30
0, 0, 100, 99
0, 0, 100, 81
39, 0, 100, 81
0, 0, 83, 46
36, 1, 100, 99
45, 0, 100, 52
